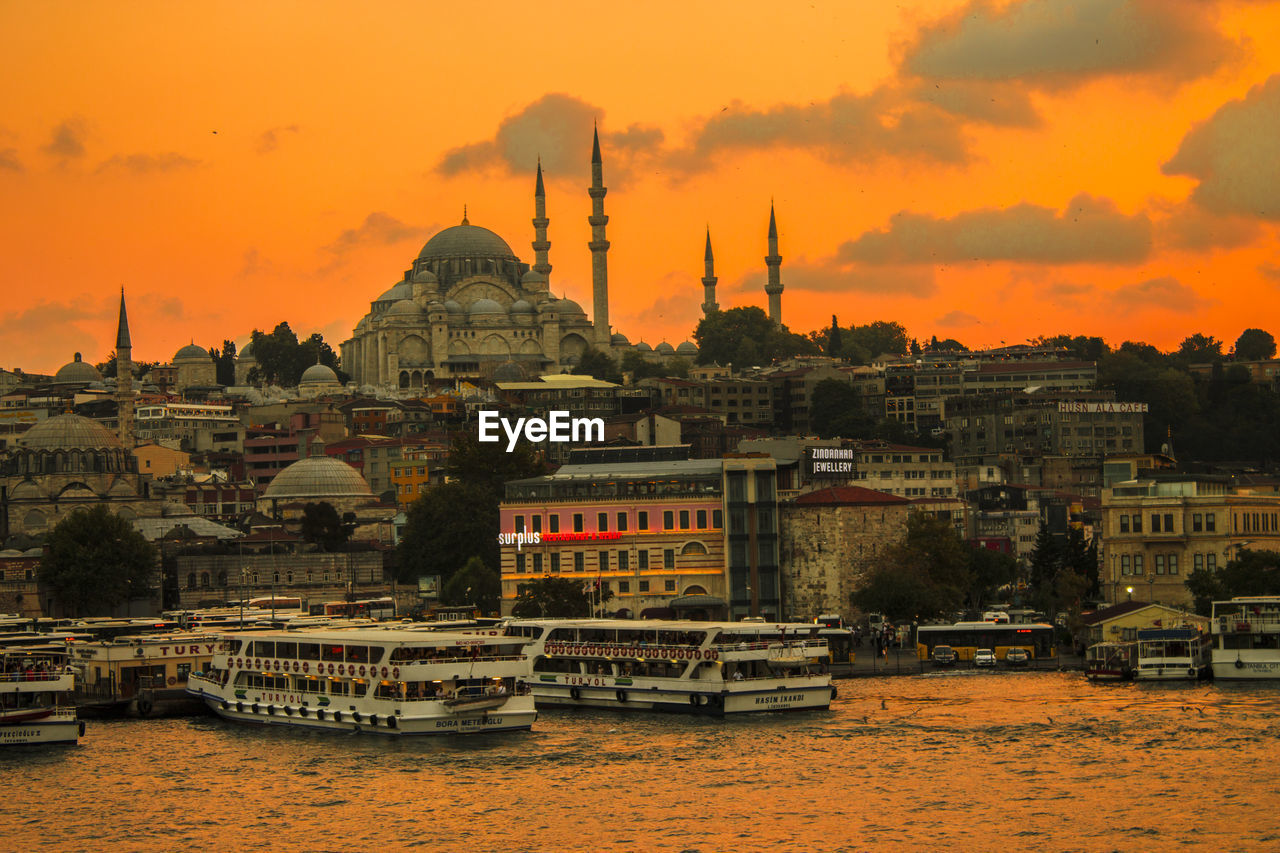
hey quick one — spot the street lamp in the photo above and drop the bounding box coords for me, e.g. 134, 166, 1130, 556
1126, 586, 1134, 602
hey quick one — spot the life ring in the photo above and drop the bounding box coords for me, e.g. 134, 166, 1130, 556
569, 687, 582, 701
1235, 657, 1245, 669
392, 667, 400, 679
273, 660, 280, 671
254, 658, 261, 670
359, 665, 366, 677
292, 661, 299, 673
302, 663, 309, 673
381, 666, 389, 678
338, 664, 346, 676
167, 676, 177, 686
136, 696, 153, 717
1188, 668, 1197, 679
328, 663, 335, 675
617, 690, 628, 703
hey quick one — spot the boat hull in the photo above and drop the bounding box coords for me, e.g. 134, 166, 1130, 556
193, 690, 537, 735
0, 716, 81, 745
1211, 657, 1280, 680
529, 681, 833, 715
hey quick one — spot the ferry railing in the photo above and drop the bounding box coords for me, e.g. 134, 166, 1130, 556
1, 669, 70, 683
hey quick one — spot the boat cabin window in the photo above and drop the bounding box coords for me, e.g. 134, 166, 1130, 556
322, 644, 344, 662
368, 647, 384, 664
228, 639, 243, 654
275, 641, 297, 659
345, 646, 369, 664
297, 643, 320, 661
329, 680, 349, 696
253, 641, 275, 658
533, 657, 578, 674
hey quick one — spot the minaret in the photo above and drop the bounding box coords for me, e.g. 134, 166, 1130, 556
701, 227, 719, 316
531, 158, 552, 283
115, 288, 134, 449
588, 125, 611, 346
765, 202, 784, 325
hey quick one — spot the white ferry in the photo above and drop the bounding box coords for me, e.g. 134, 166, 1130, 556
1136, 627, 1212, 681
503, 619, 835, 714
187, 629, 536, 735
1084, 641, 1138, 681
1212, 596, 1280, 680
71, 632, 222, 717
1, 650, 83, 745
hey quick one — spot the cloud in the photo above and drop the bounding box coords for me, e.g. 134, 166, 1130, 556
256, 125, 300, 154
721, 258, 936, 298
1163, 74, 1280, 221
436, 93, 663, 181
839, 194, 1152, 265
43, 118, 88, 160
1109, 276, 1212, 312
0, 148, 21, 172
906, 79, 1040, 127
1156, 204, 1262, 251
935, 310, 981, 327
1259, 263, 1280, 282
904, 0, 1239, 87
680, 89, 971, 169
324, 212, 422, 255
95, 152, 200, 174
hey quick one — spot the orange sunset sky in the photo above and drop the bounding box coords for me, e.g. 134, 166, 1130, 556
2, 0, 1279, 374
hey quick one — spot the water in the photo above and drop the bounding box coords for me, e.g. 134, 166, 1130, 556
4, 672, 1278, 851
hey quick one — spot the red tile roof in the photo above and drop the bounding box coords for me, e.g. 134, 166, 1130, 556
794, 486, 911, 506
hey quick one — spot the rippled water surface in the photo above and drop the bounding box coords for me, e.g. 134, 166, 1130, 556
4, 672, 1278, 852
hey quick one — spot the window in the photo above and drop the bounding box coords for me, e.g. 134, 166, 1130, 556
1207, 554, 1217, 571
1121, 555, 1130, 575
598, 551, 609, 571
573, 514, 584, 533
638, 511, 649, 530
549, 514, 560, 533
1155, 555, 1165, 575
619, 581, 629, 593
1151, 514, 1161, 533
1206, 513, 1216, 532
1168, 554, 1178, 575
665, 580, 676, 592
1192, 513, 1202, 532
638, 580, 650, 593
550, 553, 561, 573
664, 549, 675, 569
532, 515, 541, 533
617, 512, 628, 532
598, 513, 608, 532
574, 553, 585, 572
516, 553, 526, 573
533, 553, 543, 573
1132, 515, 1143, 533
1120, 515, 1130, 534
638, 551, 649, 569
713, 510, 723, 529
515, 515, 525, 533
679, 510, 690, 530
663, 511, 674, 530
1133, 555, 1144, 575
696, 509, 707, 529
1194, 553, 1204, 571
1163, 513, 1174, 533
618, 551, 629, 570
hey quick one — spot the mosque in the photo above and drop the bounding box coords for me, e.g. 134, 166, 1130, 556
340, 129, 788, 389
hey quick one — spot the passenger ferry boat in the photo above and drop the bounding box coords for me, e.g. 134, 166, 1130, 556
1, 650, 82, 745
1212, 596, 1280, 680
1084, 641, 1138, 681
502, 619, 835, 714
71, 632, 221, 717
187, 629, 536, 735
1136, 627, 1212, 681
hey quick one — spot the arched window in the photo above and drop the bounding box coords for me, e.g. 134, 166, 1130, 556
217, 571, 227, 586
399, 371, 410, 389
187, 572, 197, 589
200, 572, 210, 588
22, 509, 46, 532
680, 541, 708, 556
273, 571, 280, 583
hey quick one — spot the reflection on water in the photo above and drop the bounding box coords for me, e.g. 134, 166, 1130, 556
4, 672, 1278, 851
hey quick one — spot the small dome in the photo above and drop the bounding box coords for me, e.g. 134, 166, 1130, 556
53, 353, 103, 385
239, 342, 256, 360
468, 298, 506, 317
20, 413, 122, 451
509, 299, 534, 314
634, 341, 653, 353
426, 300, 447, 315
492, 361, 527, 382
387, 299, 425, 318
174, 343, 210, 361
443, 300, 464, 315
376, 281, 414, 303
550, 297, 585, 316
411, 268, 438, 285
418, 223, 518, 262
262, 456, 374, 501
611, 333, 631, 347
655, 342, 676, 355
521, 269, 548, 287
163, 500, 196, 518
300, 363, 339, 384
676, 341, 699, 356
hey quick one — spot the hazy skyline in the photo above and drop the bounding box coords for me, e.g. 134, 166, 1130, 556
2, 0, 1278, 372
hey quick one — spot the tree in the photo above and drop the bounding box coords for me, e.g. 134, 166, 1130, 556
441, 556, 502, 615
694, 307, 819, 366
446, 430, 546, 498
396, 481, 499, 584
39, 505, 157, 616
213, 339, 237, 386
826, 315, 843, 357
573, 346, 623, 384
1175, 333, 1223, 364
845, 321, 909, 362
809, 379, 874, 439
1035, 334, 1110, 361
1233, 328, 1277, 361
967, 546, 1019, 610
1185, 548, 1280, 615
851, 513, 972, 621
510, 576, 613, 617
298, 501, 352, 552
248, 322, 344, 386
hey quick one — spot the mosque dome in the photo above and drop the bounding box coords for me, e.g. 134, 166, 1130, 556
634, 341, 653, 353
521, 269, 548, 287
262, 456, 373, 501
300, 363, 339, 384
239, 342, 255, 361
376, 281, 415, 304
20, 413, 122, 451
468, 298, 506, 317
611, 333, 631, 347
443, 300, 464, 315
492, 361, 527, 382
509, 299, 534, 314
387, 299, 425, 318
676, 341, 699, 356
655, 342, 676, 356
411, 268, 439, 285
548, 297, 585, 316
418, 223, 517, 263
426, 300, 447, 315
174, 343, 210, 362
53, 353, 103, 385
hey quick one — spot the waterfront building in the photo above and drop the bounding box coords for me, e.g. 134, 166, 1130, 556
1082, 600, 1207, 645
133, 402, 244, 454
